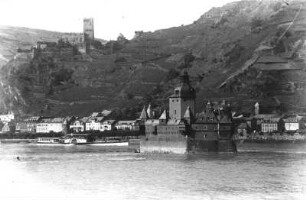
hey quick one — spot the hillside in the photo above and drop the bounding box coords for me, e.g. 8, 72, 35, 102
0, 0, 306, 117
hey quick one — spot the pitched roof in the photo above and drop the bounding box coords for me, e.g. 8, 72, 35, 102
101, 110, 112, 116
262, 117, 281, 123
159, 110, 167, 120
183, 106, 192, 119
147, 104, 153, 118
103, 120, 116, 124
283, 115, 303, 123
254, 114, 279, 120
116, 120, 136, 125
139, 106, 148, 120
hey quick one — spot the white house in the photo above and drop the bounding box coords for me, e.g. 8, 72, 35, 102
101, 120, 116, 132
16, 116, 41, 133
85, 117, 104, 131
283, 115, 302, 132
70, 117, 87, 133
0, 111, 14, 123
36, 118, 65, 133
261, 118, 281, 133
115, 120, 136, 130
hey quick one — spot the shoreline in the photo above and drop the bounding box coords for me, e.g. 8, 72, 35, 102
0, 138, 37, 143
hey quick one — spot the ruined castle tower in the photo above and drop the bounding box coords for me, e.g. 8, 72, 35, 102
169, 71, 196, 120
255, 102, 259, 115
83, 18, 94, 42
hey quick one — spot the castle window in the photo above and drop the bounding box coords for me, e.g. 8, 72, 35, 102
175, 90, 179, 95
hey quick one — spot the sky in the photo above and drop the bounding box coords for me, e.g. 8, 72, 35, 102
0, 0, 235, 40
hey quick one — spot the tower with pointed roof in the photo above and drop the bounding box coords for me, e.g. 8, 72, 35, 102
147, 104, 153, 119
183, 106, 193, 125
159, 110, 168, 125
169, 71, 195, 120
255, 102, 259, 115
139, 106, 148, 121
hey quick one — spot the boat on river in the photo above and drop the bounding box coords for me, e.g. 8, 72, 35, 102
36, 136, 129, 146
60, 137, 89, 145
36, 136, 88, 145
37, 137, 62, 144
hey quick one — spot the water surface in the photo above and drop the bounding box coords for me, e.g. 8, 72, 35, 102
1, 143, 306, 200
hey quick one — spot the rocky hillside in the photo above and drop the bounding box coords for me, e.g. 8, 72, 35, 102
0, 0, 306, 117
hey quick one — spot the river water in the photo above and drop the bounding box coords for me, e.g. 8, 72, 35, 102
0, 143, 306, 200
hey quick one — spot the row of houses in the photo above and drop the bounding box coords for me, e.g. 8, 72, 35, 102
236, 104, 306, 135
0, 111, 139, 134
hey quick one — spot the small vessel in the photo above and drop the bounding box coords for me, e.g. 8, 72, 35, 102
89, 141, 129, 146
61, 137, 89, 145
89, 137, 129, 146
37, 137, 61, 144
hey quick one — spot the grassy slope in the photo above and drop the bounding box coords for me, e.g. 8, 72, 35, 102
0, 0, 306, 117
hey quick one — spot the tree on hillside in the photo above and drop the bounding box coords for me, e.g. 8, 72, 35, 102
251, 17, 263, 33
117, 33, 128, 45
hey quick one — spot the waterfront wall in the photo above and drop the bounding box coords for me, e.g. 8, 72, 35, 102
140, 134, 187, 154
0, 139, 37, 143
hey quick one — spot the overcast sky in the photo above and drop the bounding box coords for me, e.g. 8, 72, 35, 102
0, 0, 235, 40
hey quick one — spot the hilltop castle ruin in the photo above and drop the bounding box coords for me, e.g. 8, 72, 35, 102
32, 18, 95, 58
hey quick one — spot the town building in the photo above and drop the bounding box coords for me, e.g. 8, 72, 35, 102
69, 117, 87, 133
1, 122, 15, 133
36, 118, 66, 133
0, 111, 15, 123
101, 120, 116, 132
254, 114, 280, 131
283, 115, 302, 132
85, 117, 104, 132
236, 122, 248, 137
115, 120, 137, 131
15, 116, 42, 133
261, 117, 282, 133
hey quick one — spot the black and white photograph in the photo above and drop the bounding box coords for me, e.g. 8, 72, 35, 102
0, 0, 306, 199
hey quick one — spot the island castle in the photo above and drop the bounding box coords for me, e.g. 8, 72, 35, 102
138, 71, 237, 153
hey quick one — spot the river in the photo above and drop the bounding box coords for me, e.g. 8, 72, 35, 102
0, 143, 306, 200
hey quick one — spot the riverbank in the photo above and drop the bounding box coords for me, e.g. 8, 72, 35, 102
0, 138, 37, 143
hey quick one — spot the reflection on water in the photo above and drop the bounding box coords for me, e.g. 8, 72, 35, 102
1, 143, 306, 200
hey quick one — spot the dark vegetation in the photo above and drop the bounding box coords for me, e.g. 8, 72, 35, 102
0, 1, 305, 116
51, 68, 73, 85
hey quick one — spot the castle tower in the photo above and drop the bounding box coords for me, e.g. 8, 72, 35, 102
83, 18, 94, 42
183, 106, 193, 125
147, 104, 153, 119
255, 102, 259, 115
159, 110, 167, 125
139, 106, 148, 121
169, 71, 195, 120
